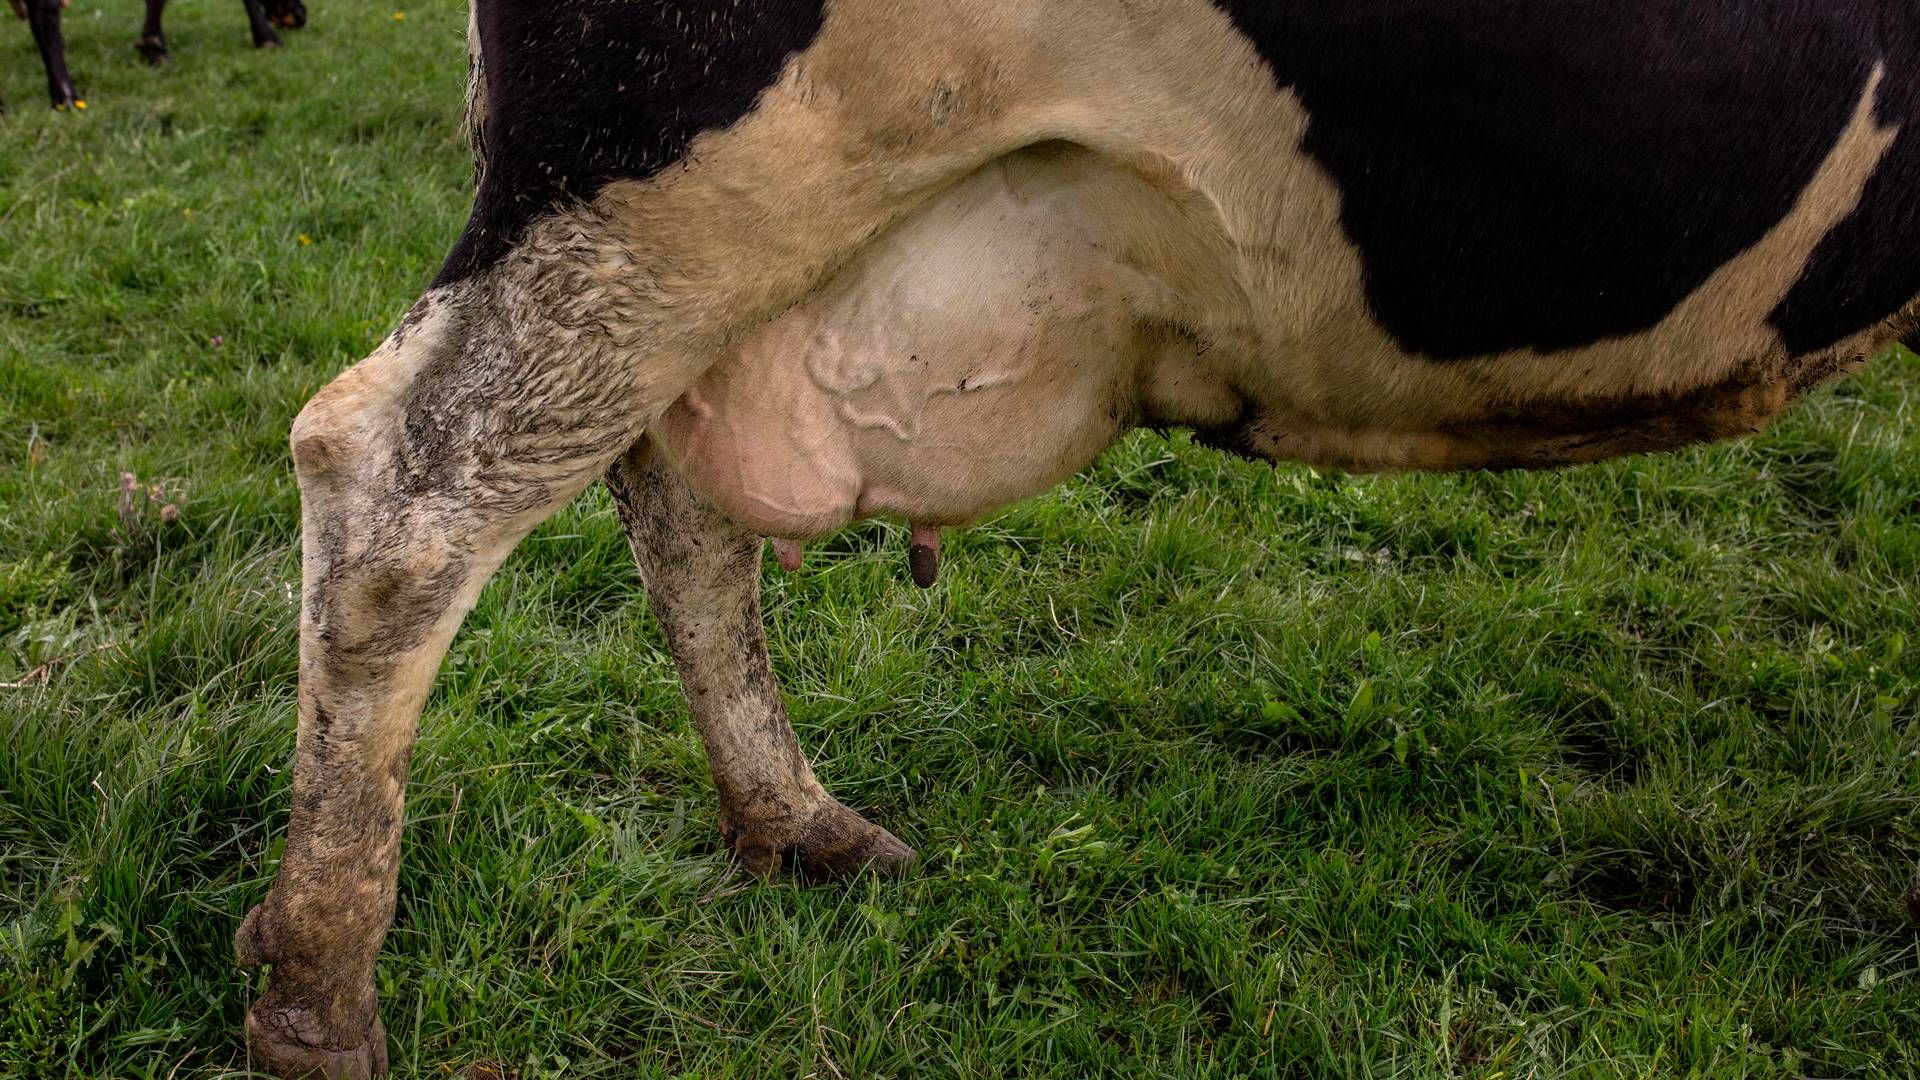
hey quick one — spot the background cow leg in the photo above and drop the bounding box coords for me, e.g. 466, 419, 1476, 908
606, 443, 916, 880
241, 0, 281, 48
25, 0, 79, 109
136, 0, 168, 65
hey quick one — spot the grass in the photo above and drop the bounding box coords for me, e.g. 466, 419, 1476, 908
3, 1, 1919, 1075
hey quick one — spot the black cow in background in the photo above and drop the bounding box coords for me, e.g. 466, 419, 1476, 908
2, 0, 306, 113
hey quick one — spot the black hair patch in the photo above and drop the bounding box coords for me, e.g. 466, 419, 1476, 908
1215, 0, 1918, 359
436, 0, 827, 287
1769, 8, 1920, 354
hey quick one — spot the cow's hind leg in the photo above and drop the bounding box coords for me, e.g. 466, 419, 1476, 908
240, 0, 281, 48
237, 296, 638, 1079
606, 443, 915, 880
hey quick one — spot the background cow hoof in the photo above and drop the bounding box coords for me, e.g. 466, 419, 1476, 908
245, 1005, 388, 1080
135, 35, 168, 65
722, 799, 917, 882
269, 0, 307, 29
253, 32, 284, 50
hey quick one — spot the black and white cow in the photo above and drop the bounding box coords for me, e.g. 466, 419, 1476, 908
1, 0, 305, 113
235, 3, 1919, 1075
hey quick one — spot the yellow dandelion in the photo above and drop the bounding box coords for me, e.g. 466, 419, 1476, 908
392, 10, 405, 20
297, 233, 314, 247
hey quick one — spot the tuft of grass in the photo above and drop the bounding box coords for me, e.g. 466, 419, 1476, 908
4, 3, 1919, 1076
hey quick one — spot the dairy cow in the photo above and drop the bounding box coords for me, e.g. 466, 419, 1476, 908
235, 2, 1919, 1075
1, 0, 305, 113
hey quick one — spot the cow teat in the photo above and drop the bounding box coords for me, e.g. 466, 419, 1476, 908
771, 539, 804, 572
909, 524, 940, 588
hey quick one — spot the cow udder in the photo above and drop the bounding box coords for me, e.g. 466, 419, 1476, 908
652, 150, 1183, 538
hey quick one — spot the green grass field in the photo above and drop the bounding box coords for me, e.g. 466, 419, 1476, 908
3, 2, 1919, 1076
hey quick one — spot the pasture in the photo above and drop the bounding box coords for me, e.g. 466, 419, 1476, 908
3, 1, 1919, 1074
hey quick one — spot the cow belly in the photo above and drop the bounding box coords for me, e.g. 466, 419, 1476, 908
653, 109, 1899, 510
652, 148, 1216, 537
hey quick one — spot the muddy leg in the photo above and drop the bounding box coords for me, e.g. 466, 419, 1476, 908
237, 293, 640, 1079
606, 443, 915, 880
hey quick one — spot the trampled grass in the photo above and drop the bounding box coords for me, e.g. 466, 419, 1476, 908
3, 2, 1918, 1076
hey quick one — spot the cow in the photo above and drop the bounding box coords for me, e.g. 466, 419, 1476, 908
232, 2, 1920, 1076
0, 0, 305, 113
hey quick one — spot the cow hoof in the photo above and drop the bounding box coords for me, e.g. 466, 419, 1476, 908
723, 798, 917, 882
254, 33, 284, 50
136, 35, 168, 65
245, 1005, 389, 1080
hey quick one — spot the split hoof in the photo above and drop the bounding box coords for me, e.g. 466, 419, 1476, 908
723, 798, 917, 882
254, 32, 284, 49
136, 35, 168, 65
245, 1005, 388, 1080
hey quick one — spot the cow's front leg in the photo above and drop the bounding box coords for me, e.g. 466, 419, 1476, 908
606, 443, 915, 880
24, 0, 79, 109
